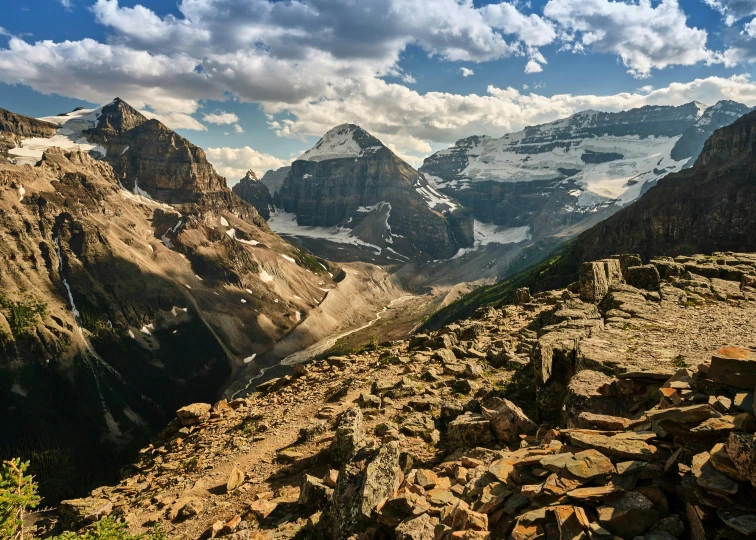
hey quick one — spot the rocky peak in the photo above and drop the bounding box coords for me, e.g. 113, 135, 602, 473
232, 170, 273, 220
277, 124, 472, 259
694, 109, 756, 170
298, 123, 385, 162
85, 97, 147, 142
671, 100, 753, 165
104, 118, 230, 204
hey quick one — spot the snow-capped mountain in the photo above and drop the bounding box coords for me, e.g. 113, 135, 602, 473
272, 124, 473, 261
420, 101, 750, 244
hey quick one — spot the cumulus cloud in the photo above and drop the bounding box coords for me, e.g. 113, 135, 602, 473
544, 0, 717, 77
203, 111, 240, 124
460, 67, 474, 77
206, 146, 289, 180
234, 124, 244, 133
141, 110, 207, 131
60, 0, 73, 10
524, 59, 543, 73
267, 75, 756, 161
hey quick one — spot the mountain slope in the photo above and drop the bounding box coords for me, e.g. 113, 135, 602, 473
0, 100, 338, 501
419, 101, 749, 245
426, 107, 756, 327
273, 124, 472, 261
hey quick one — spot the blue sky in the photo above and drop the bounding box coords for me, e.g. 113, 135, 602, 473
2, 0, 756, 180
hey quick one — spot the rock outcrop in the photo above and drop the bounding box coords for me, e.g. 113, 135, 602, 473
0, 107, 58, 155
232, 170, 273, 220
45, 249, 756, 540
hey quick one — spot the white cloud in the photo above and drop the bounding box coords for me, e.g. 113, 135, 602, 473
141, 110, 207, 131
203, 111, 240, 124
206, 146, 289, 181
234, 124, 244, 133
60, 0, 73, 9
544, 0, 718, 77
267, 75, 756, 160
704, 0, 756, 25
460, 67, 474, 77
524, 59, 543, 73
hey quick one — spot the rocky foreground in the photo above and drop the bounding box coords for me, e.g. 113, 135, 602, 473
48, 253, 756, 539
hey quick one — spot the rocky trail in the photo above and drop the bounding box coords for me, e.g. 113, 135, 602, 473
41, 251, 756, 540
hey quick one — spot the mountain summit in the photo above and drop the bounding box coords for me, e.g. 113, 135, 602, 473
274, 124, 472, 260
298, 124, 384, 162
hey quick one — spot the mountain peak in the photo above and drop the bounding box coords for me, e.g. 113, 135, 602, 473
298, 123, 384, 162
243, 170, 259, 181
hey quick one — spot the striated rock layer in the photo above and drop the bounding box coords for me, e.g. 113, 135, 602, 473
232, 170, 273, 220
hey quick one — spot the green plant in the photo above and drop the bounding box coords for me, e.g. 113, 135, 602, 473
53, 517, 168, 540
0, 458, 41, 540
0, 297, 48, 332
672, 354, 688, 368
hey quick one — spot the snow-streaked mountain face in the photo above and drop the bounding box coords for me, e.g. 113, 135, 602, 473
274, 124, 473, 260
298, 124, 384, 162
420, 101, 750, 243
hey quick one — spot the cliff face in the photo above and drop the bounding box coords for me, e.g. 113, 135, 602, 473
0, 107, 58, 155
0, 101, 337, 502
276, 124, 471, 260
103, 119, 228, 204
232, 170, 273, 220
420, 101, 750, 249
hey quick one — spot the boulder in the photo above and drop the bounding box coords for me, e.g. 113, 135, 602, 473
395, 513, 435, 540
481, 397, 536, 443
168, 496, 203, 521
226, 467, 245, 492
597, 491, 658, 538
447, 412, 493, 447
330, 407, 365, 466
707, 346, 756, 389
298, 474, 333, 508
324, 442, 403, 539
580, 259, 622, 303
514, 287, 532, 305
726, 432, 756, 487
176, 403, 211, 426
625, 265, 661, 291
59, 497, 113, 527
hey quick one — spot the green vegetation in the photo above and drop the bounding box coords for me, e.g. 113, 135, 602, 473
423, 247, 571, 330
1, 459, 40, 540
357, 335, 379, 354
293, 249, 328, 275
0, 295, 47, 332
1, 458, 168, 539
672, 354, 688, 368
53, 518, 168, 540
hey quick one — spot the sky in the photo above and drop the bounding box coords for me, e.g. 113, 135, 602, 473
2, 0, 756, 182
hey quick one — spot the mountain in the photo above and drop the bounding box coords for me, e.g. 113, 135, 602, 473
426, 106, 756, 327
273, 124, 472, 261
232, 170, 274, 220
419, 101, 749, 249
670, 100, 753, 166
0, 99, 338, 501
0, 107, 57, 154
261, 166, 290, 195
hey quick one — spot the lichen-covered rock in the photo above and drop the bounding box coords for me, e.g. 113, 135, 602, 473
447, 412, 493, 448
626, 264, 661, 291
324, 442, 403, 539
330, 407, 365, 466
58, 498, 113, 528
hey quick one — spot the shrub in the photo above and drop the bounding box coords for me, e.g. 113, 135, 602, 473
0, 458, 41, 540
52, 518, 167, 540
